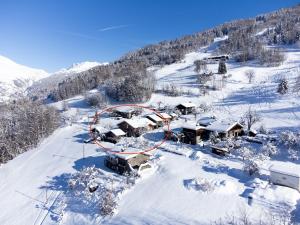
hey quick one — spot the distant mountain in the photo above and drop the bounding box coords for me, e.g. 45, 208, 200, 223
0, 55, 49, 101
28, 61, 108, 101
55, 61, 108, 75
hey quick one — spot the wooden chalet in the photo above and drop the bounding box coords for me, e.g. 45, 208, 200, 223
181, 123, 206, 145
105, 151, 151, 175
176, 102, 196, 115
204, 121, 244, 139
90, 125, 109, 140
117, 118, 156, 137
112, 106, 140, 119
104, 128, 126, 143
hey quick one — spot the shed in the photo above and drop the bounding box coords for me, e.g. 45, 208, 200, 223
269, 163, 300, 191
176, 102, 196, 115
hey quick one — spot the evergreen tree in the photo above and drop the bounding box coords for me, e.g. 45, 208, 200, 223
277, 79, 288, 95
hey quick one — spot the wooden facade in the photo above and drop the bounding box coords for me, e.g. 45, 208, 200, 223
182, 127, 206, 145
176, 103, 196, 115
104, 153, 151, 175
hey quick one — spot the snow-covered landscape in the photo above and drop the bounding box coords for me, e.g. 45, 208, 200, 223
1, 2, 300, 225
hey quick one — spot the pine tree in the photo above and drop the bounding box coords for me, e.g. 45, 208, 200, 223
277, 79, 288, 95
218, 60, 227, 74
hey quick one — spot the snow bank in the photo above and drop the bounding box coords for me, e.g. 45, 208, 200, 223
184, 177, 236, 194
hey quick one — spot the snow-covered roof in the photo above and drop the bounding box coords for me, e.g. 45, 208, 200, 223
269, 162, 300, 178
205, 121, 243, 133
178, 102, 196, 108
109, 128, 126, 136
157, 112, 172, 119
146, 114, 163, 122
110, 147, 150, 160
91, 125, 109, 134
182, 123, 204, 130
118, 118, 156, 129
197, 116, 217, 126
114, 106, 136, 113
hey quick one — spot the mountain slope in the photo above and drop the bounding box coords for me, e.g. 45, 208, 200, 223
0, 55, 49, 101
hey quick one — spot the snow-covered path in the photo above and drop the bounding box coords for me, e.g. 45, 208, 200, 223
0, 124, 101, 225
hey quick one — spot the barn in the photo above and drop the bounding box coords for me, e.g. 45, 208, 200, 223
176, 102, 196, 115
269, 163, 300, 191
117, 118, 156, 137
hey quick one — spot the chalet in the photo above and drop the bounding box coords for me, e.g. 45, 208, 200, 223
104, 128, 126, 143
117, 118, 156, 137
146, 114, 164, 127
269, 163, 300, 191
112, 106, 140, 119
176, 102, 196, 115
197, 116, 217, 127
104, 151, 152, 175
211, 145, 230, 156
90, 125, 109, 140
157, 112, 172, 123
204, 55, 229, 62
182, 123, 206, 145
204, 121, 244, 139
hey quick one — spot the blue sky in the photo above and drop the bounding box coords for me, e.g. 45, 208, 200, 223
0, 0, 298, 72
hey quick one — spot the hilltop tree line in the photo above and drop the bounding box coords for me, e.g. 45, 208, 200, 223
0, 99, 61, 164
29, 5, 300, 102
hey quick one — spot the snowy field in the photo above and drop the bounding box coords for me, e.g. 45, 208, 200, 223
1, 39, 300, 225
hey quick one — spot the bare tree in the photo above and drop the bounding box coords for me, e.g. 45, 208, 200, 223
245, 69, 255, 84
243, 107, 261, 131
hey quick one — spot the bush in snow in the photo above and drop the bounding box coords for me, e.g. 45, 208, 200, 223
259, 48, 285, 67
258, 124, 268, 134
261, 142, 278, 157
100, 186, 117, 217
243, 159, 259, 176
209, 131, 220, 144
280, 130, 300, 161
277, 78, 288, 95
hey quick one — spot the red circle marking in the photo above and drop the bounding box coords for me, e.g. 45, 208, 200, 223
88, 104, 171, 154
